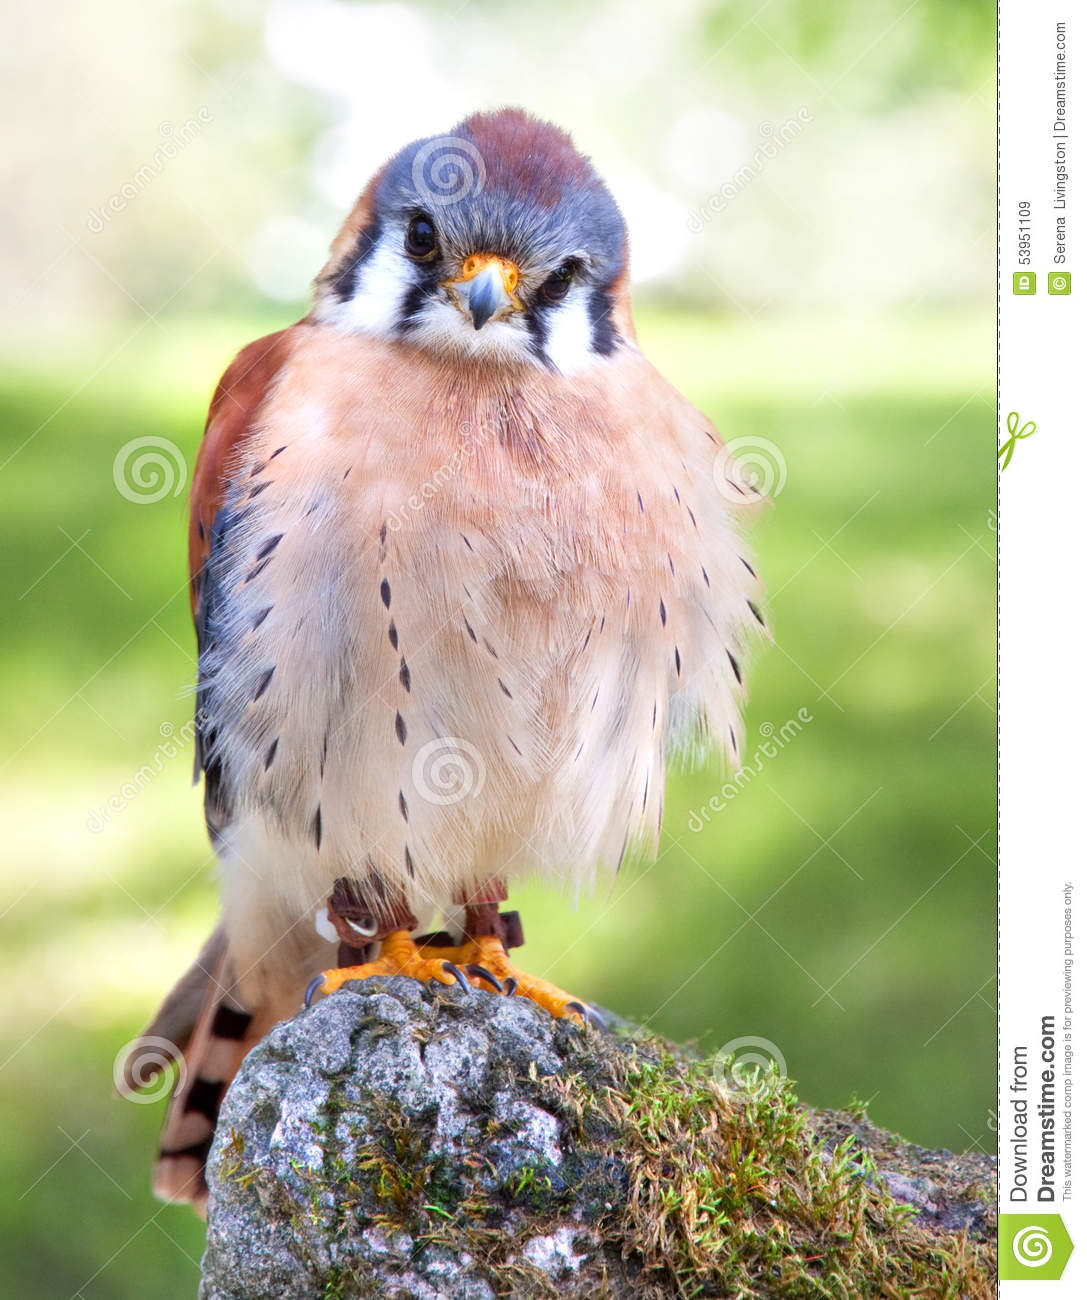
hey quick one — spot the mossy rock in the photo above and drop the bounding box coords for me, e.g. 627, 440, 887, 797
201, 978, 995, 1299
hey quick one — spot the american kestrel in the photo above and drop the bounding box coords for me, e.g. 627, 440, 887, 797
121, 108, 764, 1206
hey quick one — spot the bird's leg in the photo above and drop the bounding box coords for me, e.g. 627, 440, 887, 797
308, 878, 600, 1026
305, 877, 465, 1005
420, 883, 602, 1027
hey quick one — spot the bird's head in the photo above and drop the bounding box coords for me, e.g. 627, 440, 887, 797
313, 108, 632, 373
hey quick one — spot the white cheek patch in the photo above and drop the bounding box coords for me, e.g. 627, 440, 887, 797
541, 285, 597, 375
327, 230, 415, 336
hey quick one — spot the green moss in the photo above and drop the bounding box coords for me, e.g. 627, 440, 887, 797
502, 1163, 556, 1212
322, 1267, 346, 1300
577, 1040, 995, 1298
217, 1129, 260, 1192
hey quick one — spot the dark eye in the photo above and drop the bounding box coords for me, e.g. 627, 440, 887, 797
404, 214, 437, 260
540, 261, 577, 304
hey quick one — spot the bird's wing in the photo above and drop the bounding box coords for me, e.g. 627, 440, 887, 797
188, 328, 298, 614
188, 326, 299, 837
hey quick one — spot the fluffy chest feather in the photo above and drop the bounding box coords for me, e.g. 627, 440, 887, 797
199, 328, 758, 916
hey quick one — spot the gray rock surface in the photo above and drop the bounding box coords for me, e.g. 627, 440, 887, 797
199, 977, 995, 1300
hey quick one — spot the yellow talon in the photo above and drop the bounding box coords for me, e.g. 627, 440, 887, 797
417, 934, 593, 1024
307, 928, 597, 1027
307, 929, 459, 1003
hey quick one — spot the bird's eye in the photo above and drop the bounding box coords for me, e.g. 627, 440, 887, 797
404, 215, 438, 261
540, 261, 577, 304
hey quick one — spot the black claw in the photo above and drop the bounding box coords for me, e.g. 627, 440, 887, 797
503, 977, 518, 996
442, 961, 471, 994
585, 1005, 606, 1031
564, 999, 602, 1028
304, 975, 326, 1008
464, 963, 504, 993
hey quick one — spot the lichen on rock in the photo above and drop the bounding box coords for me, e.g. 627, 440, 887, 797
200, 978, 995, 1299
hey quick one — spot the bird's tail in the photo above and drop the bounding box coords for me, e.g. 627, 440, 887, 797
117, 923, 259, 1214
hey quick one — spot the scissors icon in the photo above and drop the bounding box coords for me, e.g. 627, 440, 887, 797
998, 411, 1036, 471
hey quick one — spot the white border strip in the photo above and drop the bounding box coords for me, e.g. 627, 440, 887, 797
999, 4, 1083, 1291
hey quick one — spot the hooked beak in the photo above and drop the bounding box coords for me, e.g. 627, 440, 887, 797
444, 255, 521, 330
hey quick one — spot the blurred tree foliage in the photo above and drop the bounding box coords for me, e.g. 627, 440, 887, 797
699, 0, 994, 99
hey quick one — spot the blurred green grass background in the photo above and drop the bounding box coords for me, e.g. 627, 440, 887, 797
1, 0, 994, 1295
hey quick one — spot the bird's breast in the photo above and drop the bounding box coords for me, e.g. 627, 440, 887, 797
201, 329, 756, 911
